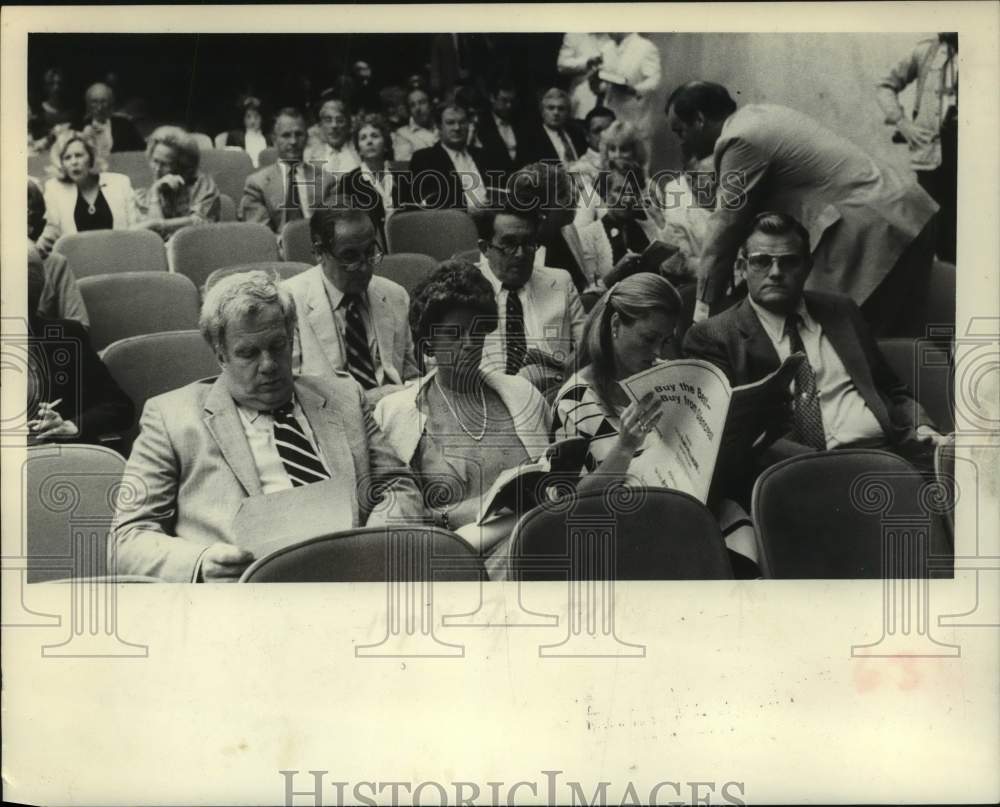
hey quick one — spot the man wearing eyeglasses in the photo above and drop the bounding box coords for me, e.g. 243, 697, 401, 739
284, 206, 419, 405
683, 211, 945, 501
475, 203, 586, 396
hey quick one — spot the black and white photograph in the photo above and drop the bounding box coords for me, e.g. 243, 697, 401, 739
2, 3, 998, 805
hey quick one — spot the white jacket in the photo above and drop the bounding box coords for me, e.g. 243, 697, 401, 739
42, 172, 140, 243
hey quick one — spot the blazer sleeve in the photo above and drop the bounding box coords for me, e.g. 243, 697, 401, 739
117, 175, 141, 229
699, 134, 770, 304
239, 174, 271, 228
356, 384, 427, 527
41, 181, 68, 247
557, 34, 590, 75
112, 398, 208, 582
40, 252, 90, 328
681, 320, 739, 385
565, 279, 587, 350
633, 41, 662, 95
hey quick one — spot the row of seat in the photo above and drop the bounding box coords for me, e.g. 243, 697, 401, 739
78, 252, 438, 353
49, 209, 479, 286
22, 443, 955, 584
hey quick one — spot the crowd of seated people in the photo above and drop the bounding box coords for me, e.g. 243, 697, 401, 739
22, 39, 956, 583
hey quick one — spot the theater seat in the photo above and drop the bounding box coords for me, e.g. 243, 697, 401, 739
279, 218, 314, 263
751, 449, 952, 579
78, 272, 200, 352
239, 526, 485, 582
218, 193, 236, 222
167, 222, 279, 292
204, 261, 311, 292
24, 444, 125, 582
878, 337, 954, 433
107, 150, 152, 189
258, 147, 278, 167
386, 209, 478, 261
375, 253, 438, 296
198, 148, 255, 202
509, 487, 733, 580
53, 229, 168, 278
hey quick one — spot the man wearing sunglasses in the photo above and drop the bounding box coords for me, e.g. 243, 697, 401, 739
284, 205, 419, 405
683, 211, 945, 502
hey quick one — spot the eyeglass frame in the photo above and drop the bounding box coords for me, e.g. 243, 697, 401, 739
316, 243, 385, 272
486, 239, 539, 257
740, 251, 809, 273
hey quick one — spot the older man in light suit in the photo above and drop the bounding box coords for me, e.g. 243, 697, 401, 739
475, 204, 586, 397
664, 82, 939, 336
239, 107, 338, 233
112, 270, 424, 582
284, 206, 419, 406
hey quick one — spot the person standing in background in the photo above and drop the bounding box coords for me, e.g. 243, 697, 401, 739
557, 33, 616, 122
876, 33, 958, 263
601, 32, 662, 166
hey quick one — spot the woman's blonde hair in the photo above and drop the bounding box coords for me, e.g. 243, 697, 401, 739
599, 120, 648, 171
579, 273, 682, 408
146, 125, 202, 183
48, 128, 104, 181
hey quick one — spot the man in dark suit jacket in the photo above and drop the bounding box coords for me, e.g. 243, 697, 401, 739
407, 102, 497, 210
683, 211, 945, 502
474, 77, 529, 181
521, 88, 588, 167
82, 83, 145, 153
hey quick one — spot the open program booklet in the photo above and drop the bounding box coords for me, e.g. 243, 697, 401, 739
474, 436, 590, 526
619, 355, 805, 503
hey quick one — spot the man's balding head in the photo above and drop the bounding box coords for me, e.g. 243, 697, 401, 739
85, 82, 115, 122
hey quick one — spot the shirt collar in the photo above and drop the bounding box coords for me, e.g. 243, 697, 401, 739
408, 118, 436, 135
441, 142, 468, 160
237, 395, 297, 427
747, 295, 815, 342
319, 270, 368, 311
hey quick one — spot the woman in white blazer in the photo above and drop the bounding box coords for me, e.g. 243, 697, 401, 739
37, 128, 140, 256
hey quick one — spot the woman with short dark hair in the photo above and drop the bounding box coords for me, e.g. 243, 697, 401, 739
339, 113, 402, 250
375, 260, 551, 544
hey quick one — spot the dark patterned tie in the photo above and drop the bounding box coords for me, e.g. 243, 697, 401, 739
342, 294, 378, 389
784, 314, 827, 450
271, 403, 330, 487
504, 287, 528, 375
558, 128, 578, 163
283, 162, 304, 222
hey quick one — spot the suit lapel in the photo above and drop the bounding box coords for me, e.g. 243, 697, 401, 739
367, 281, 397, 384
304, 267, 345, 371
735, 299, 783, 381
203, 377, 263, 497
296, 380, 360, 525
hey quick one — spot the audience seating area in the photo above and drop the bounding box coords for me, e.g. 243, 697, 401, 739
167, 221, 280, 292
386, 209, 479, 261
751, 449, 953, 579
53, 229, 168, 277
78, 272, 200, 352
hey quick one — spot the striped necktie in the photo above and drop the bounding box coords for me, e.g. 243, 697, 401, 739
342, 294, 378, 389
271, 403, 330, 487
504, 286, 528, 375
784, 314, 827, 450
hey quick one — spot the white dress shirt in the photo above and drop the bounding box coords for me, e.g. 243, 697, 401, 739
243, 130, 268, 168
278, 161, 311, 217
748, 297, 884, 448
441, 143, 488, 208
236, 397, 330, 494
320, 272, 385, 385
602, 33, 662, 140
309, 141, 360, 176
392, 119, 440, 161
557, 33, 616, 119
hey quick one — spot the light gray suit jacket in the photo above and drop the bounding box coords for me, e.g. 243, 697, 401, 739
112, 373, 425, 582
702, 104, 938, 305
284, 266, 419, 387
238, 161, 338, 233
